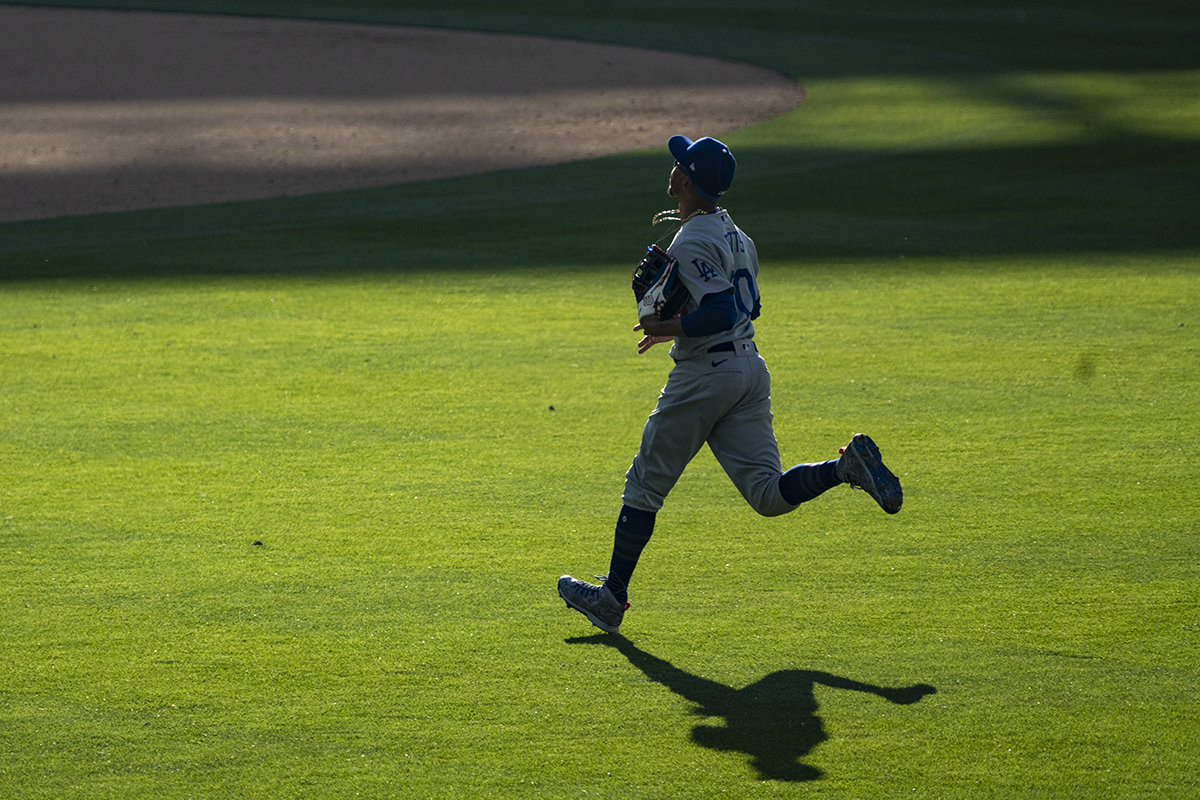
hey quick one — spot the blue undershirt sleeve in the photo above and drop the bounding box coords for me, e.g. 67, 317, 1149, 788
680, 289, 737, 338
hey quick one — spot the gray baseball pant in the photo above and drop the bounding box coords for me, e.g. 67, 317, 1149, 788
622, 343, 800, 518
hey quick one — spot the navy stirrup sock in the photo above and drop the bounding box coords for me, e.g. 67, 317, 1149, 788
603, 505, 656, 604
779, 459, 842, 505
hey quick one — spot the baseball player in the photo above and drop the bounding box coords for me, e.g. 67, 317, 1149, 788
558, 135, 903, 634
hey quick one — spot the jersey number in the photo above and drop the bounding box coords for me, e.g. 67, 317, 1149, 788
732, 268, 762, 320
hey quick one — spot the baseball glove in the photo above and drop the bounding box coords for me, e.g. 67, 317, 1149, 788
631, 244, 689, 320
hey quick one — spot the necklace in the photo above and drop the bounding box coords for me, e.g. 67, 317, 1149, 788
681, 206, 721, 225
652, 206, 722, 245
653, 206, 722, 226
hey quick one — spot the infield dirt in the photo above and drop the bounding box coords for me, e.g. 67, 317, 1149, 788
0, 5, 804, 222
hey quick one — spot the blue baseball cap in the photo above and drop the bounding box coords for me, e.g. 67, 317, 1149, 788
668, 135, 736, 201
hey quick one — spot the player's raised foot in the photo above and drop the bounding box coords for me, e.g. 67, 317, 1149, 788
836, 433, 903, 514
558, 575, 629, 634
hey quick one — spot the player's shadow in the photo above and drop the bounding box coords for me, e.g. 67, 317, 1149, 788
566, 635, 936, 782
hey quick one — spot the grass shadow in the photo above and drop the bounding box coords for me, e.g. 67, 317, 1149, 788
4, 127, 1197, 283
566, 634, 936, 782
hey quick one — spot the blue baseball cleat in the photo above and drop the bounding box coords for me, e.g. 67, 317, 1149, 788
558, 575, 630, 634
836, 433, 903, 514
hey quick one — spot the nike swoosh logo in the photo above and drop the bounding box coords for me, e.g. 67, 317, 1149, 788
711, 359, 728, 367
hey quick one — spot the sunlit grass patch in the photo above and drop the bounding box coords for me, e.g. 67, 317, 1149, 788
741, 70, 1200, 153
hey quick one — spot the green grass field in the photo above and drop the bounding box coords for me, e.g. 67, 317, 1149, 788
3, 1, 1198, 797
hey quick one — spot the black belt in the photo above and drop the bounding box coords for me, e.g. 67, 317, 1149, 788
708, 341, 756, 354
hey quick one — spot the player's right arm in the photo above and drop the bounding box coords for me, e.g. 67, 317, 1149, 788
632, 327, 677, 354
680, 289, 736, 337
635, 289, 735, 354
